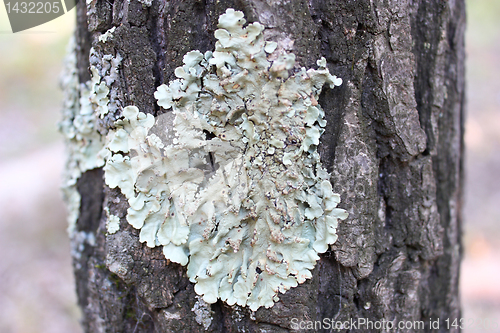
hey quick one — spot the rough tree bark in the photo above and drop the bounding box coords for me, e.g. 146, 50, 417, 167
68, 0, 465, 332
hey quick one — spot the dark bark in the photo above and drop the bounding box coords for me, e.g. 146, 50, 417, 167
71, 0, 465, 331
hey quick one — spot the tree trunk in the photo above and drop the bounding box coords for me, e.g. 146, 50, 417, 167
64, 0, 465, 331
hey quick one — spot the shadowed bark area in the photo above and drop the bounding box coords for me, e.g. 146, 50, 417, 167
71, 0, 465, 331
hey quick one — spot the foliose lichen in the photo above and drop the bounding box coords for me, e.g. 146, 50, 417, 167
192, 296, 213, 330
89, 46, 122, 119
59, 37, 109, 234
99, 26, 116, 44
59, 35, 122, 235
103, 8, 347, 311
105, 206, 121, 234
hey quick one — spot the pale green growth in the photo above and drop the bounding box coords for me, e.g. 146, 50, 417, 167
105, 207, 121, 234
107, 216, 120, 234
104, 8, 346, 311
264, 41, 278, 53
89, 47, 122, 117
192, 296, 213, 330
89, 53, 122, 119
99, 26, 116, 43
137, 0, 153, 7
90, 66, 110, 117
104, 106, 191, 265
60, 41, 120, 234
59, 37, 109, 234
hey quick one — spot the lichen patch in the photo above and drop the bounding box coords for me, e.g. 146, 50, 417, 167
59, 38, 109, 234
104, 8, 347, 311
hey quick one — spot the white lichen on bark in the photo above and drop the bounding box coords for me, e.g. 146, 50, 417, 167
59, 38, 109, 234
103, 9, 347, 311
191, 296, 213, 330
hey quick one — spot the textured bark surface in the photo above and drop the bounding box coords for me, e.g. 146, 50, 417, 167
71, 0, 465, 332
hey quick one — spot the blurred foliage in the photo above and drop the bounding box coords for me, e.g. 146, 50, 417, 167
0, 8, 81, 333
463, 0, 500, 237
0, 7, 74, 160
462, 0, 500, 328
467, 0, 500, 46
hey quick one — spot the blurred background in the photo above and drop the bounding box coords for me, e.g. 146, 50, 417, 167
460, 0, 500, 328
0, 0, 499, 332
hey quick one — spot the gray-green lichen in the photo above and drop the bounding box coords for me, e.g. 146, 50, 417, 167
89, 47, 122, 119
105, 207, 121, 234
59, 37, 109, 234
137, 0, 152, 7
103, 8, 347, 311
192, 296, 213, 330
99, 27, 116, 44
59, 38, 122, 235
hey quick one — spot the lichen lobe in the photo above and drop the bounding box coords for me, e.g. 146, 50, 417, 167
104, 8, 346, 311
